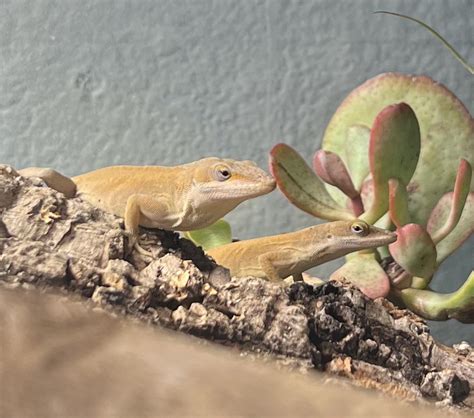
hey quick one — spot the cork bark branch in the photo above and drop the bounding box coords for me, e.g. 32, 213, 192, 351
0, 165, 473, 414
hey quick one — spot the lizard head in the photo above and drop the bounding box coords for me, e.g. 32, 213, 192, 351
192, 158, 276, 201
311, 220, 397, 257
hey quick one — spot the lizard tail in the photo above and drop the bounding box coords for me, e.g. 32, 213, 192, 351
18, 167, 77, 198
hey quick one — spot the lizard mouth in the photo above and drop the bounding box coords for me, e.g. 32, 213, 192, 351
259, 178, 277, 193
344, 230, 397, 250
368, 231, 397, 246
202, 178, 276, 199
240, 178, 276, 197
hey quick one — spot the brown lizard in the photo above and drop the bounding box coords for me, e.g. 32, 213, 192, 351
19, 158, 275, 254
207, 220, 397, 281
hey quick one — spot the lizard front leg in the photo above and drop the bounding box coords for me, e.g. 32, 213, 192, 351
124, 194, 173, 256
257, 252, 283, 282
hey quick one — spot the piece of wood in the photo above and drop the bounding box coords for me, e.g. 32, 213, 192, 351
1, 287, 451, 418
0, 164, 472, 414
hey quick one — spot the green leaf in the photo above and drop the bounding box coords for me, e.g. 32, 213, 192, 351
374, 211, 392, 259
392, 271, 474, 322
330, 252, 390, 299
388, 223, 437, 282
429, 159, 472, 244
428, 192, 474, 266
360, 176, 375, 214
388, 178, 410, 228
362, 103, 421, 224
269, 143, 354, 221
183, 219, 232, 251
344, 124, 371, 191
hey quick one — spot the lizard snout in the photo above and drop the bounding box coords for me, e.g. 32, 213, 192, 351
386, 230, 398, 243
265, 177, 277, 191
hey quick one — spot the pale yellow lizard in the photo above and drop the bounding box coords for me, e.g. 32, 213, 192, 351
19, 158, 275, 254
207, 220, 397, 281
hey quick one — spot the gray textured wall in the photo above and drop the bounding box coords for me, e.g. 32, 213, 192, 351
1, 0, 472, 344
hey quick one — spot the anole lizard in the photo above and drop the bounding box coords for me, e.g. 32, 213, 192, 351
19, 158, 275, 254
207, 220, 397, 281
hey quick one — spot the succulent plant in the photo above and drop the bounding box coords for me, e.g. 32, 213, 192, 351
269, 73, 473, 322
183, 219, 232, 251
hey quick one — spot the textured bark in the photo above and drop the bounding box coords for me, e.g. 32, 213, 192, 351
1, 165, 473, 414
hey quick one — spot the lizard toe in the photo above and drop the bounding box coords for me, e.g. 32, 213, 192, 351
134, 242, 154, 258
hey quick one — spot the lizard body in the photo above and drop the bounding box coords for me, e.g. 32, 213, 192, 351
207, 220, 397, 281
20, 158, 275, 253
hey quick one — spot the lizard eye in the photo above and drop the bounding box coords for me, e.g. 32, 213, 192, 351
350, 221, 369, 236
215, 165, 232, 181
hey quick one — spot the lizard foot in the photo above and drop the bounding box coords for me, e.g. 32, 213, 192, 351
134, 242, 153, 258
124, 231, 154, 258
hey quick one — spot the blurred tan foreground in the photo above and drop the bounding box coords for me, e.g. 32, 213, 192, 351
1, 288, 446, 418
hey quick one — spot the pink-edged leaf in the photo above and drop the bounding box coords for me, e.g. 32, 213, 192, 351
330, 252, 390, 299
269, 143, 354, 221
313, 149, 365, 216
428, 192, 474, 265
313, 150, 359, 198
429, 159, 472, 244
344, 124, 371, 191
388, 178, 410, 228
391, 271, 474, 322
389, 224, 437, 282
349, 196, 365, 217
362, 103, 421, 224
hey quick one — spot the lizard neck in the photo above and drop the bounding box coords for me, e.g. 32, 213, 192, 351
281, 225, 357, 270
177, 182, 242, 230
293, 232, 338, 271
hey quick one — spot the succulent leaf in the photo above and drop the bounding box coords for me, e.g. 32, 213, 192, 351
183, 219, 232, 251
374, 211, 392, 259
360, 176, 375, 213
313, 149, 364, 216
428, 192, 474, 266
410, 275, 429, 290
330, 252, 390, 299
388, 178, 410, 228
374, 211, 391, 230
269, 143, 354, 221
344, 124, 371, 191
362, 103, 421, 224
322, 73, 474, 225
388, 223, 436, 281
391, 271, 474, 323
429, 159, 472, 244
313, 150, 358, 198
